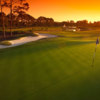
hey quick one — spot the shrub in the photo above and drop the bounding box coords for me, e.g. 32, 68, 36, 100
28, 29, 39, 36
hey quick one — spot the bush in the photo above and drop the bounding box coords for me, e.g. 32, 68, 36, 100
28, 29, 39, 36
0, 41, 12, 46
0, 29, 39, 41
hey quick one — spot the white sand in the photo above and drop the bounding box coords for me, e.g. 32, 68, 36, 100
0, 33, 57, 49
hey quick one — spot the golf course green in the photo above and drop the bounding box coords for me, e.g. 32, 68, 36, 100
0, 28, 100, 100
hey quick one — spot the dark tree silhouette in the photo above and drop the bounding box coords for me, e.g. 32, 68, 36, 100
0, 0, 6, 39
5, 0, 29, 37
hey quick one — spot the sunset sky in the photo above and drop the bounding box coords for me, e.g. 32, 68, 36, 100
26, 0, 100, 22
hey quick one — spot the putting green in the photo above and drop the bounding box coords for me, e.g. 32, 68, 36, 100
0, 35, 100, 100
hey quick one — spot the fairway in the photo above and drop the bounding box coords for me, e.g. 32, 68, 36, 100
0, 31, 100, 100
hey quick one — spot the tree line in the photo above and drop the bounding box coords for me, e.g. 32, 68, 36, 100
0, 0, 29, 39
0, 14, 55, 27
1, 13, 100, 28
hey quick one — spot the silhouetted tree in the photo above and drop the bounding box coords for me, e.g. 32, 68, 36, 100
5, 0, 29, 36
36, 16, 54, 26
6, 13, 16, 27
76, 20, 88, 27
15, 12, 36, 27
0, 0, 7, 39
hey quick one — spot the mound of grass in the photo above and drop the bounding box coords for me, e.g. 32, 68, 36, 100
0, 41, 12, 46
32, 32, 39, 36
12, 29, 39, 37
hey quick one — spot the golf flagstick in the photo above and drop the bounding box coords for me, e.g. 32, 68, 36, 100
91, 36, 99, 67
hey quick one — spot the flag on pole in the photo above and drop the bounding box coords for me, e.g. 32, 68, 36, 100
92, 37, 99, 67
96, 37, 99, 45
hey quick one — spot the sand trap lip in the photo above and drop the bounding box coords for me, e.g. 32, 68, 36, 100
0, 33, 57, 49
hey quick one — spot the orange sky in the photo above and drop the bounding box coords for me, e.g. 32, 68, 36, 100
3, 0, 100, 22
26, 0, 100, 22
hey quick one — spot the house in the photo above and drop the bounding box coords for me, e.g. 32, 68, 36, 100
63, 25, 80, 32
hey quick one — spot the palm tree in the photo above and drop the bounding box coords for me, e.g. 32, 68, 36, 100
10, 0, 13, 37
0, 0, 6, 39
9, 0, 29, 36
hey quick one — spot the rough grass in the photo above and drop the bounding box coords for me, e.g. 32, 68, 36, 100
0, 41, 12, 46
0, 28, 100, 100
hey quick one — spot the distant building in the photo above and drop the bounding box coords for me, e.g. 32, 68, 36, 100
63, 25, 80, 32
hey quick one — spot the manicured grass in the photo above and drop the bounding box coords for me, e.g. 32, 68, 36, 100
0, 28, 100, 100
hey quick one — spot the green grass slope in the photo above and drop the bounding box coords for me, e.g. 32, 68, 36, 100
0, 29, 100, 100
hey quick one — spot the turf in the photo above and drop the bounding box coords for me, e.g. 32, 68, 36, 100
0, 29, 100, 100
